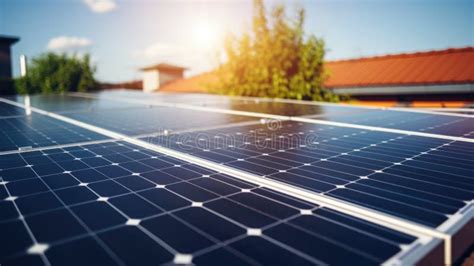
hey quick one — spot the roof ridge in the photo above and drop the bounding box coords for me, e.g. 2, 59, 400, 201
140, 62, 188, 71
326, 47, 474, 64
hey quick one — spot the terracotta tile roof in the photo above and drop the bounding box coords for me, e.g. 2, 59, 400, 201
159, 72, 217, 93
157, 47, 474, 93
326, 47, 474, 88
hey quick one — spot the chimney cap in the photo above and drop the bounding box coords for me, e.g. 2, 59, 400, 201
140, 63, 187, 72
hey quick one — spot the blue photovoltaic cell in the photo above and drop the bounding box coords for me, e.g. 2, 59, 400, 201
317, 109, 474, 138
64, 106, 255, 136
0, 141, 418, 265
0, 102, 27, 117
144, 121, 473, 228
0, 114, 108, 152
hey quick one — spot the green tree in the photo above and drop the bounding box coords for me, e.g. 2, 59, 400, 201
15, 53, 99, 94
210, 0, 342, 102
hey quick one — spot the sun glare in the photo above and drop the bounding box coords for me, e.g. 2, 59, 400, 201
192, 21, 219, 48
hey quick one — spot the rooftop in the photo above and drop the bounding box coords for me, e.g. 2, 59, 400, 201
325, 47, 474, 88
159, 72, 218, 93
140, 63, 188, 72
156, 47, 474, 93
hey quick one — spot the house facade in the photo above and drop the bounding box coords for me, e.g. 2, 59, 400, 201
0, 35, 19, 95
140, 63, 187, 92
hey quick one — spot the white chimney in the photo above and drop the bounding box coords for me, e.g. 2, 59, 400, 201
20, 54, 27, 77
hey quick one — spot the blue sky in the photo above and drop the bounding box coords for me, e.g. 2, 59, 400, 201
1, 0, 472, 82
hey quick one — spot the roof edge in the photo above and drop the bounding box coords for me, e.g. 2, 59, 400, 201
140, 63, 188, 72
327, 80, 474, 89
327, 47, 474, 65
0, 35, 20, 44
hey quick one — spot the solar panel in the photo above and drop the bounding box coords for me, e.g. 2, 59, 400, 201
91, 90, 233, 105
314, 110, 474, 138
0, 101, 26, 117
0, 93, 472, 265
64, 106, 254, 136
189, 99, 474, 138
144, 121, 473, 228
9, 94, 144, 114
197, 100, 369, 117
0, 114, 109, 152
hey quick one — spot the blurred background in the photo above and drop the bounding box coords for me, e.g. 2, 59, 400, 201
1, 0, 473, 107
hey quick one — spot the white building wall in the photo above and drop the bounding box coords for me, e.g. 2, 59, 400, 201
143, 70, 159, 92
142, 69, 184, 92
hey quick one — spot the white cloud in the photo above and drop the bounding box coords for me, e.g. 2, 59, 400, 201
47, 36, 92, 51
132, 43, 189, 60
83, 0, 117, 13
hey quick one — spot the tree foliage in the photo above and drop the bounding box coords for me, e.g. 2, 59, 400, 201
210, 0, 341, 101
15, 53, 99, 94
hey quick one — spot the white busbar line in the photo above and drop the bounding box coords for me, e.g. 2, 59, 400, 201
227, 95, 474, 118
0, 139, 116, 156
420, 108, 474, 113
132, 119, 266, 139
0, 96, 453, 265
289, 116, 474, 143
69, 93, 474, 143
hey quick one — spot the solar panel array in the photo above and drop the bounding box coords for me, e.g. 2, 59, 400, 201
1, 92, 472, 266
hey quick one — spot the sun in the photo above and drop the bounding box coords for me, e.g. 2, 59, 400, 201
192, 20, 220, 48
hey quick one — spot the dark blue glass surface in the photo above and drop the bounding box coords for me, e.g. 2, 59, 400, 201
0, 141, 417, 265
65, 106, 255, 136
0, 114, 108, 152
144, 121, 473, 227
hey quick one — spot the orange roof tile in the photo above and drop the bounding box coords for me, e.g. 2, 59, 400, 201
410, 101, 468, 108
347, 101, 398, 107
159, 72, 217, 93
325, 47, 474, 88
